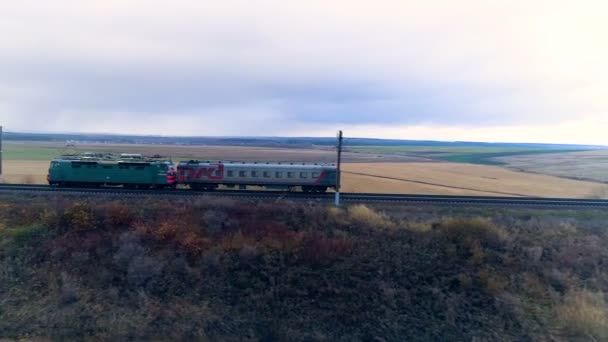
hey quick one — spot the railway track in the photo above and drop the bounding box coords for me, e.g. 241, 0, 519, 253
1, 183, 608, 208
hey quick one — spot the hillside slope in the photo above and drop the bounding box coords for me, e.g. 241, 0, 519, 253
1, 195, 607, 341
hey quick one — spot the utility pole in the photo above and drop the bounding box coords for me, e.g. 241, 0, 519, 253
335, 130, 343, 207
0, 126, 3, 183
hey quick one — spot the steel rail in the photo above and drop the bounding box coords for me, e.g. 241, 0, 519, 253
1, 183, 608, 207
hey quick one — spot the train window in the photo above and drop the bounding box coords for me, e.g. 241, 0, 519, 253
227, 170, 234, 177
215, 170, 222, 176
103, 166, 112, 169
135, 166, 145, 170
287, 172, 295, 178
276, 171, 283, 178
300, 172, 307, 178
239, 171, 247, 177
263, 171, 271, 178
312, 172, 320, 178
119, 164, 129, 169
251, 171, 258, 177
72, 164, 81, 168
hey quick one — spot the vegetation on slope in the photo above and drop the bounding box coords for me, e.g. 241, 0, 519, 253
0, 195, 607, 341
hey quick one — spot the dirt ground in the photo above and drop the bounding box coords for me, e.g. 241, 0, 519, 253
4, 159, 606, 198
3, 161, 48, 184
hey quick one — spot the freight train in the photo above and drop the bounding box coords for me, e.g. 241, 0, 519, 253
47, 153, 337, 192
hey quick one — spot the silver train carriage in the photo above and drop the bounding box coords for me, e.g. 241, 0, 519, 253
177, 160, 337, 192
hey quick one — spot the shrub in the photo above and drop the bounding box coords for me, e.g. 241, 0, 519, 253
438, 217, 508, 248
299, 232, 353, 267
63, 202, 95, 231
104, 202, 133, 228
347, 205, 394, 229
203, 210, 227, 234
6, 225, 48, 248
127, 255, 164, 286
220, 231, 257, 251
177, 231, 209, 255
151, 219, 179, 241
556, 290, 608, 340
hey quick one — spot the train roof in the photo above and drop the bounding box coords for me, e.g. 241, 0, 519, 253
52, 152, 173, 163
178, 160, 336, 169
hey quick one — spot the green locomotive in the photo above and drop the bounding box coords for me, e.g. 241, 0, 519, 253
47, 153, 176, 188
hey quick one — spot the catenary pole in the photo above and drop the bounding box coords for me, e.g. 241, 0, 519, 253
335, 130, 343, 207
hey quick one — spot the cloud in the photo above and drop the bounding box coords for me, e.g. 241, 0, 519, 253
0, 0, 606, 142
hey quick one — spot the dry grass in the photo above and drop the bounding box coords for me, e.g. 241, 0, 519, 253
342, 162, 604, 197
556, 290, 608, 340
1, 196, 608, 340
347, 204, 395, 229
2, 160, 48, 184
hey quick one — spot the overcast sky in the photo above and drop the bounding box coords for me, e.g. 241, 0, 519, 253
0, 0, 606, 144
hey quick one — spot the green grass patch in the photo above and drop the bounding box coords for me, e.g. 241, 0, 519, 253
1, 224, 50, 247
3, 143, 64, 160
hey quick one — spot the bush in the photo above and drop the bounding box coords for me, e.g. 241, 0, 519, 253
438, 217, 508, 248
103, 202, 133, 228
556, 290, 608, 339
299, 232, 353, 267
63, 202, 95, 231
5, 225, 48, 248
347, 205, 394, 229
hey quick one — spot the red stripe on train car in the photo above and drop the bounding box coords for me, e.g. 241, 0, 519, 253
314, 170, 326, 185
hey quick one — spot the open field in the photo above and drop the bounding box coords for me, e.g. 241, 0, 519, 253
496, 150, 608, 183
3, 141, 607, 198
341, 163, 606, 198
350, 145, 591, 165
2, 141, 425, 162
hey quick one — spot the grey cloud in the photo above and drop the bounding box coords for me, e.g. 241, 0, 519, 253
0, 0, 606, 135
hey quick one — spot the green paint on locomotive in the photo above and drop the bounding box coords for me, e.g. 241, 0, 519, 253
48, 153, 175, 187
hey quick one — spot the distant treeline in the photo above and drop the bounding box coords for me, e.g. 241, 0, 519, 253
3, 131, 604, 149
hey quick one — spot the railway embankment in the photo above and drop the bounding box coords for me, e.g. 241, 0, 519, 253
0, 194, 607, 340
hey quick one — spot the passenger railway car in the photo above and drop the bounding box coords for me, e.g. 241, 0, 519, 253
47, 153, 176, 188
177, 160, 337, 192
